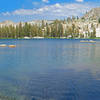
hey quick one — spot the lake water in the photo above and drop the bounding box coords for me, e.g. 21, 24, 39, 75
0, 39, 100, 100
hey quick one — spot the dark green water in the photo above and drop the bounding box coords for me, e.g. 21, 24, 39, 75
0, 39, 100, 100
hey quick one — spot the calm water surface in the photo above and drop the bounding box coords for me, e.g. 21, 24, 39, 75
0, 39, 100, 100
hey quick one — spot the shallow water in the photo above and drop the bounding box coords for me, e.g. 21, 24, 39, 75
0, 39, 100, 100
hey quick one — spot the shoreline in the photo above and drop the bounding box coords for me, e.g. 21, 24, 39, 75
0, 37, 100, 40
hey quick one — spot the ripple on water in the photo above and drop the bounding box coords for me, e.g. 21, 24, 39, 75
20, 70, 80, 100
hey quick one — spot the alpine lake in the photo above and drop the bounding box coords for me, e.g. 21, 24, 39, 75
0, 39, 100, 100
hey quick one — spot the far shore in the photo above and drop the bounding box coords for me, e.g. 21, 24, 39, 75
0, 37, 100, 40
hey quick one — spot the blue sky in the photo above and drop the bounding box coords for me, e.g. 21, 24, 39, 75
0, 0, 100, 22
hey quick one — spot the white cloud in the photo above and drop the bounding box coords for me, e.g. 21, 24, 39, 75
76, 0, 84, 2
54, 3, 62, 8
1, 2, 97, 21
42, 0, 49, 3
32, 2, 40, 6
2, 12, 10, 16
3, 3, 91, 15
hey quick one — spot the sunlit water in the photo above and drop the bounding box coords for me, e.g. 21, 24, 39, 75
0, 39, 100, 100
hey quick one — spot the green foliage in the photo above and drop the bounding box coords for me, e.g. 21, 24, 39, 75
98, 18, 100, 23
0, 19, 97, 39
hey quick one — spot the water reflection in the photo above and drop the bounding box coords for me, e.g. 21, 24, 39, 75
0, 39, 100, 100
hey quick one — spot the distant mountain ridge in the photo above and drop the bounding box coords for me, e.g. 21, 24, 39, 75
1, 7, 100, 26
83, 7, 100, 20
0, 20, 15, 25
0, 20, 54, 27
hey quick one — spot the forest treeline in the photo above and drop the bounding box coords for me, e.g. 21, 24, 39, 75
0, 18, 96, 38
